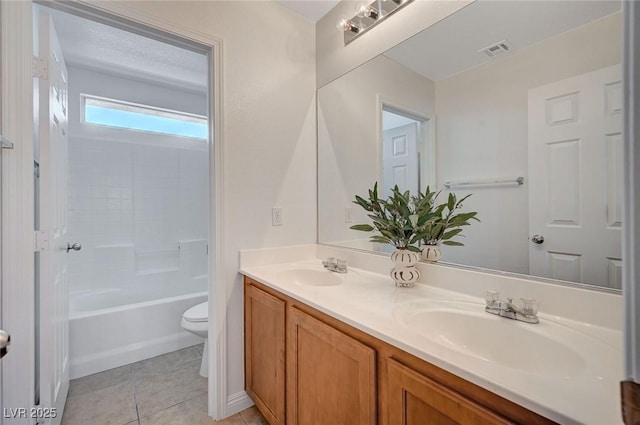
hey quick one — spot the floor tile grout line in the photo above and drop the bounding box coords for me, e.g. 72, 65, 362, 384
131, 353, 207, 421
137, 386, 208, 421
133, 390, 141, 424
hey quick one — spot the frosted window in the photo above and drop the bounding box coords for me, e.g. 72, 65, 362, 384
82, 95, 207, 139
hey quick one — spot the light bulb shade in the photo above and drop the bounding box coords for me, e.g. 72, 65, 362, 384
346, 21, 360, 33
354, 0, 369, 17
359, 5, 379, 20
337, 18, 359, 33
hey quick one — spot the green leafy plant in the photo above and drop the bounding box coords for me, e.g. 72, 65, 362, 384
411, 186, 479, 246
350, 183, 422, 252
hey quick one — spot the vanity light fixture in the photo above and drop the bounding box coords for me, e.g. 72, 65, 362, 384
339, 0, 414, 45
357, 4, 379, 20
337, 18, 360, 34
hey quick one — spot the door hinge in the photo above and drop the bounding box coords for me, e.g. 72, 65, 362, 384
34, 230, 49, 252
32, 56, 48, 80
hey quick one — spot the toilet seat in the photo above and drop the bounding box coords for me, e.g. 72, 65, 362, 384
183, 301, 208, 323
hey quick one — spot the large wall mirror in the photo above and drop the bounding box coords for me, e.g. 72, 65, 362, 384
318, 0, 623, 291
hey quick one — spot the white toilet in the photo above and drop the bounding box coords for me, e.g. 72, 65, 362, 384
181, 301, 209, 377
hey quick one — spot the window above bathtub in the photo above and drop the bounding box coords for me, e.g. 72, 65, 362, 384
81, 95, 208, 140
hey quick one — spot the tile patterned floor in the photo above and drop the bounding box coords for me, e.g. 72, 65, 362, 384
62, 344, 266, 425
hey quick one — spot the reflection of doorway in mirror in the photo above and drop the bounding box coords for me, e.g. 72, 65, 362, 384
381, 107, 430, 198
528, 64, 622, 289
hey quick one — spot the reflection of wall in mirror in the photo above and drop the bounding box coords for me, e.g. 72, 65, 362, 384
318, 54, 435, 246
435, 12, 622, 275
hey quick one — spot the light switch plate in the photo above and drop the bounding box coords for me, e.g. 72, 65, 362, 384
272, 207, 283, 226
345, 207, 353, 223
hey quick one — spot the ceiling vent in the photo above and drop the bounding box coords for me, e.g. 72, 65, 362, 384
479, 40, 511, 57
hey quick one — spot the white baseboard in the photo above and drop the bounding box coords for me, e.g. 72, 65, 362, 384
70, 332, 202, 379
225, 391, 254, 417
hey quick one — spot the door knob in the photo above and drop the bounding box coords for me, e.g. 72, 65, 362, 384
0, 329, 10, 359
531, 235, 544, 244
66, 242, 82, 252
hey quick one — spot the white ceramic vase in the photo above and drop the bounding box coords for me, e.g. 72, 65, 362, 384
390, 248, 420, 288
421, 244, 442, 262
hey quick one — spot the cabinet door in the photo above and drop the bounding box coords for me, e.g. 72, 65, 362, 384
387, 359, 514, 425
287, 307, 376, 425
245, 283, 286, 425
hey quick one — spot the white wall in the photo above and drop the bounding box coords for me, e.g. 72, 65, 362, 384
434, 13, 622, 273
66, 66, 209, 299
90, 0, 318, 407
316, 0, 473, 87
318, 54, 435, 245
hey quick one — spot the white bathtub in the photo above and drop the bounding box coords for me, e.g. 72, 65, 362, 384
69, 284, 207, 379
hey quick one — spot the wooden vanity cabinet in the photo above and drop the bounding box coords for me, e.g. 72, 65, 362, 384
287, 306, 376, 425
245, 283, 286, 425
387, 359, 514, 425
244, 277, 556, 425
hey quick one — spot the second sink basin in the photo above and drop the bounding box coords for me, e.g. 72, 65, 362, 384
394, 301, 594, 376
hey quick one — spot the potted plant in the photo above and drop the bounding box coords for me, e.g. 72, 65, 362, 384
411, 186, 479, 262
350, 183, 422, 287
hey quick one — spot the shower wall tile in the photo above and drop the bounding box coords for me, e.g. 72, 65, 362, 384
66, 135, 208, 297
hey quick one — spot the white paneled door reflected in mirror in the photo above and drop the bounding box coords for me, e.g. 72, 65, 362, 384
318, 0, 623, 291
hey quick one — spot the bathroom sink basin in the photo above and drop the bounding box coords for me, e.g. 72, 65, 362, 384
395, 302, 587, 375
274, 268, 344, 287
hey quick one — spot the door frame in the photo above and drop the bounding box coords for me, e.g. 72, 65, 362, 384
376, 96, 436, 192
1, 2, 37, 422
623, 0, 640, 385
1, 0, 229, 420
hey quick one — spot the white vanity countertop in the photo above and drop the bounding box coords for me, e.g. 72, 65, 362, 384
240, 258, 623, 425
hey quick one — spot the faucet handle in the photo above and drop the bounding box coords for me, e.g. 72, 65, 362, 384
519, 298, 539, 316
322, 257, 336, 267
484, 290, 500, 307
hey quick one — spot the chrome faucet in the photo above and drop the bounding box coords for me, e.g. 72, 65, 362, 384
484, 291, 539, 324
322, 257, 347, 273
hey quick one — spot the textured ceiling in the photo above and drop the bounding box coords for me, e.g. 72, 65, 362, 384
48, 8, 208, 92
384, 0, 622, 81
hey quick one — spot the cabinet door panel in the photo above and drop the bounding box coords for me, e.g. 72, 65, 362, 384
245, 283, 286, 425
387, 359, 514, 425
287, 307, 376, 425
